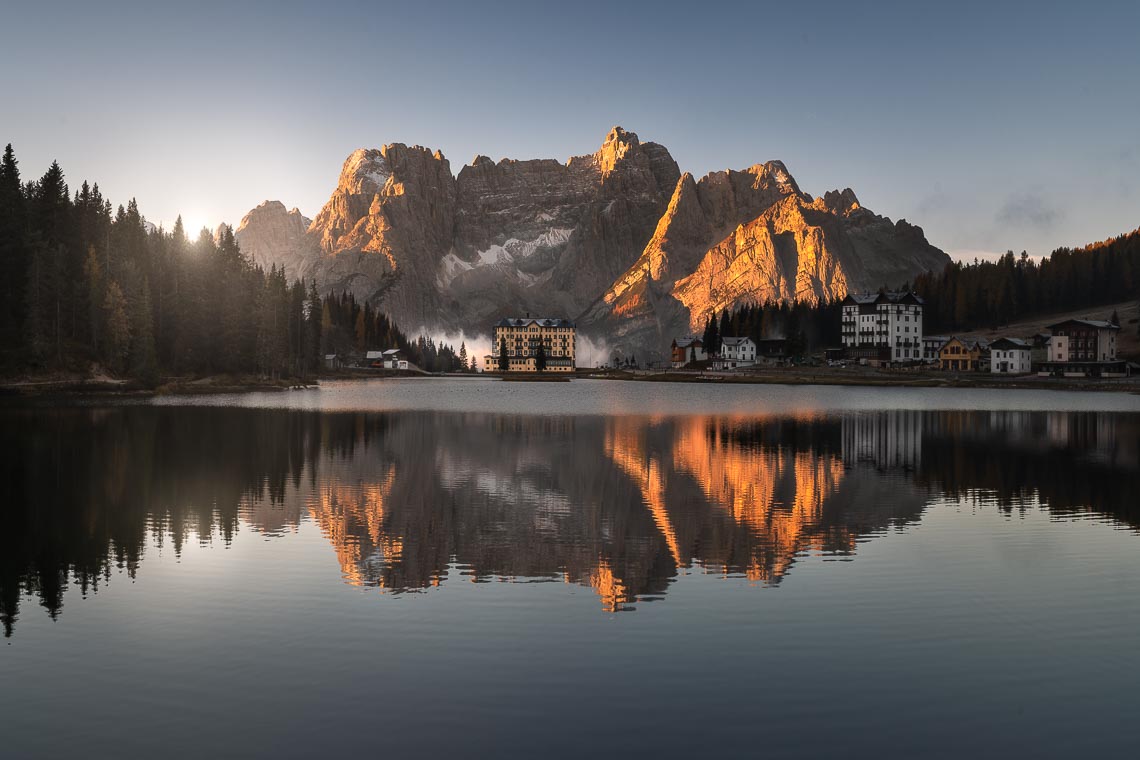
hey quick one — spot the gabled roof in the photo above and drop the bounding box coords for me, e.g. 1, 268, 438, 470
364, 350, 384, 359
990, 337, 1030, 350
942, 336, 987, 351
1047, 318, 1120, 331
843, 291, 925, 306
673, 336, 703, 348
382, 348, 403, 356
495, 317, 575, 328
720, 336, 754, 347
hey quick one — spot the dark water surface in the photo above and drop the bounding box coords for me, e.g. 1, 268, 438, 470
3, 379, 1140, 758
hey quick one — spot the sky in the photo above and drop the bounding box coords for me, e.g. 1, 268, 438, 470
3, 0, 1138, 261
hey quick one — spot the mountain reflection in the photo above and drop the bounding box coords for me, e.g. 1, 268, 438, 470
2, 405, 1138, 635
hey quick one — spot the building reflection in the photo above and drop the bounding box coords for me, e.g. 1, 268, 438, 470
1, 405, 1138, 635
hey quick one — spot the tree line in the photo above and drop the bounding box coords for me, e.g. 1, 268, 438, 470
0, 144, 324, 383
704, 300, 844, 357
909, 232, 1140, 334
321, 291, 477, 373
0, 143, 473, 382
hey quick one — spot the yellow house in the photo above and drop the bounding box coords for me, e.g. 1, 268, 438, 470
491, 317, 576, 372
939, 336, 984, 371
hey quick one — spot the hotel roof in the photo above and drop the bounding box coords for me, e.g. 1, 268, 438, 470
843, 291, 925, 306
494, 317, 575, 328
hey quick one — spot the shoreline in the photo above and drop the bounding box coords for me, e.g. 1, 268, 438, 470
585, 368, 1140, 394
3, 367, 1138, 399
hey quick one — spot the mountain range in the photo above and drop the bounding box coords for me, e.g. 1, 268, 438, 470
235, 127, 949, 355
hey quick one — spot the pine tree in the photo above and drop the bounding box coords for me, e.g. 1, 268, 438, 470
128, 278, 158, 385
354, 309, 366, 351
23, 239, 54, 358
102, 280, 130, 373
0, 143, 28, 341
459, 341, 468, 371
83, 245, 103, 353
497, 336, 509, 371
306, 280, 322, 376
535, 341, 547, 372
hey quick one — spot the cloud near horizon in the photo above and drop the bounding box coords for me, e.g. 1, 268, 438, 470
996, 192, 1062, 230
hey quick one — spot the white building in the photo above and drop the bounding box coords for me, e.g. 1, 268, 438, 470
1047, 319, 1119, 363
841, 292, 925, 364
989, 338, 1032, 374
717, 337, 757, 368
382, 348, 409, 370
923, 335, 949, 363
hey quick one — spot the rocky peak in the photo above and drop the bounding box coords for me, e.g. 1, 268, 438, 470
820, 188, 861, 217
596, 125, 639, 174
339, 148, 391, 195
234, 199, 315, 280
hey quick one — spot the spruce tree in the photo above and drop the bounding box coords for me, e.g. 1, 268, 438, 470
497, 336, 509, 371
102, 280, 130, 373
83, 245, 103, 353
128, 278, 159, 385
535, 341, 547, 372
0, 143, 28, 340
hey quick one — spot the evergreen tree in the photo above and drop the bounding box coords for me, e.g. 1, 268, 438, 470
83, 245, 103, 353
102, 280, 130, 372
23, 238, 56, 358
128, 278, 158, 384
0, 143, 28, 341
535, 341, 547, 371
459, 341, 468, 371
497, 336, 509, 371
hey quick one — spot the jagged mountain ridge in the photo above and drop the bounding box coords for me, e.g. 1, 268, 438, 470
235, 126, 949, 355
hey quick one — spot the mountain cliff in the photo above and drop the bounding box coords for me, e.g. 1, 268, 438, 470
233, 201, 312, 278
236, 127, 948, 355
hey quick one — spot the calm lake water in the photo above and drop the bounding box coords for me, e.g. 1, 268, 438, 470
3, 379, 1140, 758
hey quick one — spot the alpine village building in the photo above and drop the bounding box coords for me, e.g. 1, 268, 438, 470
488, 317, 576, 372
841, 292, 925, 365
938, 337, 986, 372
989, 338, 1032, 374
671, 337, 707, 368
1040, 319, 1125, 377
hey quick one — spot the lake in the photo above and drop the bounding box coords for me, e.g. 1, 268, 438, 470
3, 379, 1140, 758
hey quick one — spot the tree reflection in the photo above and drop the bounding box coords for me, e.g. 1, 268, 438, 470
1, 405, 1137, 635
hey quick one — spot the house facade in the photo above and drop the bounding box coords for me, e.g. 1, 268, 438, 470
382, 348, 409, 370
923, 335, 949, 363
491, 317, 576, 372
1039, 319, 1126, 377
717, 337, 757, 368
939, 337, 985, 371
671, 337, 707, 368
841, 292, 925, 364
1047, 319, 1118, 363
989, 338, 1031, 374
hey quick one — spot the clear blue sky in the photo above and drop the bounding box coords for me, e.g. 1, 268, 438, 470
3, 0, 1138, 259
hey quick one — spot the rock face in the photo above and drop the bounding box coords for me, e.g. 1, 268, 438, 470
308, 144, 457, 328
233, 201, 314, 281
443, 126, 679, 325
237, 126, 948, 352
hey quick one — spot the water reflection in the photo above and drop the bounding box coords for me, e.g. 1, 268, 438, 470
2, 406, 1138, 634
